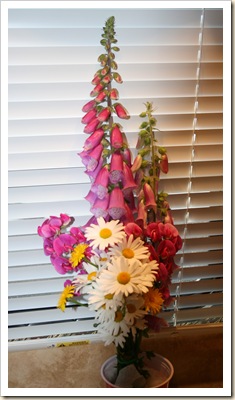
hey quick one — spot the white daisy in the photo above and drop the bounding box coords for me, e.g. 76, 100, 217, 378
84, 217, 126, 251
99, 256, 158, 297
108, 234, 150, 264
87, 279, 123, 312
96, 307, 130, 347
124, 294, 146, 325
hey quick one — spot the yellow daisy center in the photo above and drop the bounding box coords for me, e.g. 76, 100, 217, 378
117, 271, 131, 285
122, 248, 134, 259
99, 228, 112, 239
87, 271, 97, 280
126, 303, 136, 313
115, 310, 123, 322
104, 293, 114, 300
69, 244, 88, 268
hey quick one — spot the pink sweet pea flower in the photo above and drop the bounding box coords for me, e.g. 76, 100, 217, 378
97, 107, 111, 122
143, 182, 157, 212
50, 254, 73, 275
111, 125, 123, 149
70, 227, 87, 243
109, 153, 123, 184
157, 239, 176, 260
82, 99, 96, 113
146, 222, 161, 243
83, 128, 104, 151
83, 117, 100, 134
81, 109, 97, 124
124, 222, 143, 238
91, 165, 109, 199
91, 194, 109, 218
42, 237, 54, 256
38, 215, 64, 238
53, 234, 77, 256
108, 187, 126, 220
113, 103, 130, 119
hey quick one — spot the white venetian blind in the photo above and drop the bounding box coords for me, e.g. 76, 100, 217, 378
8, 7, 223, 351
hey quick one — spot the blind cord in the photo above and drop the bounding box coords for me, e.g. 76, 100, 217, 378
172, 8, 205, 327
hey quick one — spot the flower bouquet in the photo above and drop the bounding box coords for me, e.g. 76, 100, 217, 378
38, 16, 182, 388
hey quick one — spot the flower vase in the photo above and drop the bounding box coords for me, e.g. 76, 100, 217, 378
100, 353, 174, 388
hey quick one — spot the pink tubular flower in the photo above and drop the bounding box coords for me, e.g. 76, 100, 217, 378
83, 117, 100, 134
160, 154, 168, 174
109, 153, 123, 184
80, 144, 103, 172
82, 99, 96, 113
91, 74, 101, 85
136, 199, 147, 229
97, 107, 111, 122
83, 128, 104, 151
122, 148, 132, 167
84, 156, 103, 183
143, 182, 157, 212
81, 109, 97, 124
91, 194, 109, 218
110, 88, 119, 100
85, 190, 97, 205
102, 74, 111, 84
111, 125, 123, 149
91, 165, 109, 199
122, 162, 137, 195
113, 103, 130, 119
131, 155, 142, 173
108, 187, 126, 220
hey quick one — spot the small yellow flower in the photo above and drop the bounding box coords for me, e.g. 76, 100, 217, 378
69, 244, 89, 268
143, 287, 164, 314
57, 285, 75, 312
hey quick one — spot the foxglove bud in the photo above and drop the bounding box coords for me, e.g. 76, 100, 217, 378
91, 75, 101, 85
97, 107, 111, 122
113, 103, 130, 119
160, 154, 168, 174
110, 88, 119, 100
83, 128, 104, 151
82, 100, 96, 113
81, 109, 97, 124
108, 187, 126, 220
113, 72, 123, 83
95, 91, 107, 103
90, 83, 104, 97
83, 118, 100, 134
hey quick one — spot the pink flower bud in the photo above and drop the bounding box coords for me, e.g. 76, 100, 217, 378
136, 199, 147, 229
102, 74, 111, 84
111, 125, 123, 149
108, 187, 126, 220
83, 118, 100, 134
113, 103, 130, 119
82, 100, 96, 113
110, 88, 119, 100
83, 128, 104, 151
97, 107, 111, 122
90, 83, 104, 97
160, 154, 168, 174
110, 153, 123, 184
95, 91, 107, 103
143, 182, 157, 212
122, 148, 132, 167
81, 109, 97, 124
113, 72, 123, 83
131, 155, 142, 173
91, 75, 101, 85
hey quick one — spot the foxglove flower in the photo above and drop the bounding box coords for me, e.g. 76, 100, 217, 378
91, 165, 109, 199
136, 199, 147, 229
83, 117, 100, 134
85, 190, 97, 205
110, 88, 119, 100
131, 155, 142, 173
82, 99, 96, 113
97, 107, 111, 122
83, 128, 104, 151
91, 194, 110, 218
80, 144, 103, 172
111, 125, 123, 149
143, 182, 157, 212
122, 162, 137, 195
160, 154, 168, 174
109, 153, 123, 184
113, 103, 130, 119
122, 148, 132, 167
108, 187, 126, 220
85, 156, 103, 182
81, 109, 97, 125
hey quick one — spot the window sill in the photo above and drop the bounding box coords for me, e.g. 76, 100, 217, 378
8, 323, 223, 389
